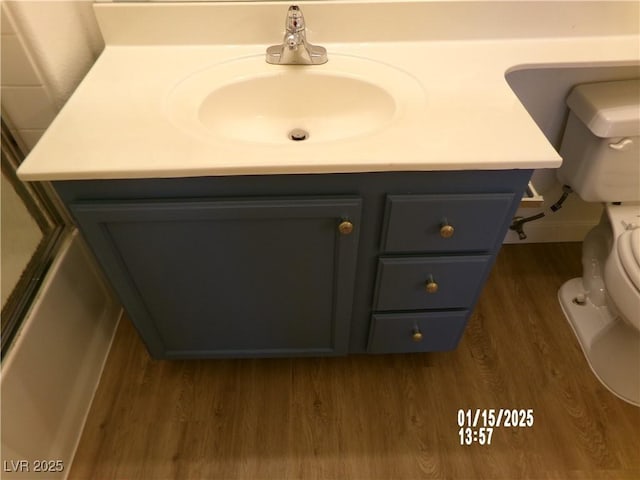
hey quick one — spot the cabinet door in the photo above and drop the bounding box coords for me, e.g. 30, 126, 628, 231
71, 197, 361, 358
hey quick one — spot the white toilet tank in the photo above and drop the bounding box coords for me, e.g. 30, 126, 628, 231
557, 79, 640, 202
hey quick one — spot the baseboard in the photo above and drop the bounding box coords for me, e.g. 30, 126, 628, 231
1, 231, 121, 480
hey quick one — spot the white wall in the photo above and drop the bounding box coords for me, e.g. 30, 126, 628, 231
1, 0, 103, 149
1, 2, 120, 478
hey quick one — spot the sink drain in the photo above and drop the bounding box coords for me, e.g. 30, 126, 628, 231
288, 128, 309, 142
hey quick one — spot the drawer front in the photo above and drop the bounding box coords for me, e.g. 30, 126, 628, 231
368, 311, 469, 353
382, 193, 515, 252
374, 256, 491, 311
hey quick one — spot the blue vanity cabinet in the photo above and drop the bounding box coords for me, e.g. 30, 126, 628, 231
69, 197, 361, 358
55, 169, 531, 358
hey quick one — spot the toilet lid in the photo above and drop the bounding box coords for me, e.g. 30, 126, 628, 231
617, 228, 640, 292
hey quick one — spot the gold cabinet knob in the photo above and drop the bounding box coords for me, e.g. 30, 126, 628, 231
425, 274, 438, 293
425, 279, 439, 294
440, 223, 455, 238
412, 327, 423, 342
338, 220, 354, 235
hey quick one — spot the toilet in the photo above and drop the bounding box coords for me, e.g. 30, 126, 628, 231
557, 79, 640, 407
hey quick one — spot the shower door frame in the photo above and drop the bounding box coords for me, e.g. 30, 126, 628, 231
1, 119, 71, 357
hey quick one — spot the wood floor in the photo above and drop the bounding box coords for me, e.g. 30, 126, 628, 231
70, 243, 640, 480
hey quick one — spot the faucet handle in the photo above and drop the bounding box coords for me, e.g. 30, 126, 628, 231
286, 5, 305, 33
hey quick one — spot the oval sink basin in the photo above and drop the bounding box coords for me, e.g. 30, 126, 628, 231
200, 74, 395, 143
165, 55, 425, 145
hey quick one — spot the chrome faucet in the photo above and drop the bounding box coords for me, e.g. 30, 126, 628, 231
266, 5, 328, 65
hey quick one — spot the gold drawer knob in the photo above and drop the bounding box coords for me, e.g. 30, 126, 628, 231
440, 223, 455, 238
412, 327, 423, 342
338, 220, 354, 235
425, 279, 439, 294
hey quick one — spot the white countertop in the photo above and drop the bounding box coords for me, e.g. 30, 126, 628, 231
17, 1, 640, 181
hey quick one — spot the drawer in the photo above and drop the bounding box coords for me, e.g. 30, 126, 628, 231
368, 311, 469, 353
373, 255, 491, 311
381, 193, 515, 252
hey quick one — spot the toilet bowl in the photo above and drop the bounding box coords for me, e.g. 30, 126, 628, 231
556, 79, 640, 407
558, 204, 640, 406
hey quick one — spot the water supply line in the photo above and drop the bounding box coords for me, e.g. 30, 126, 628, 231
509, 185, 573, 240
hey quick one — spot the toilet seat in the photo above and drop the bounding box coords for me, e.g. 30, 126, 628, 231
617, 228, 640, 293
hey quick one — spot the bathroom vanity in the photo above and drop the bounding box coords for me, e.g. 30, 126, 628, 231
17, 1, 639, 359
54, 170, 529, 358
